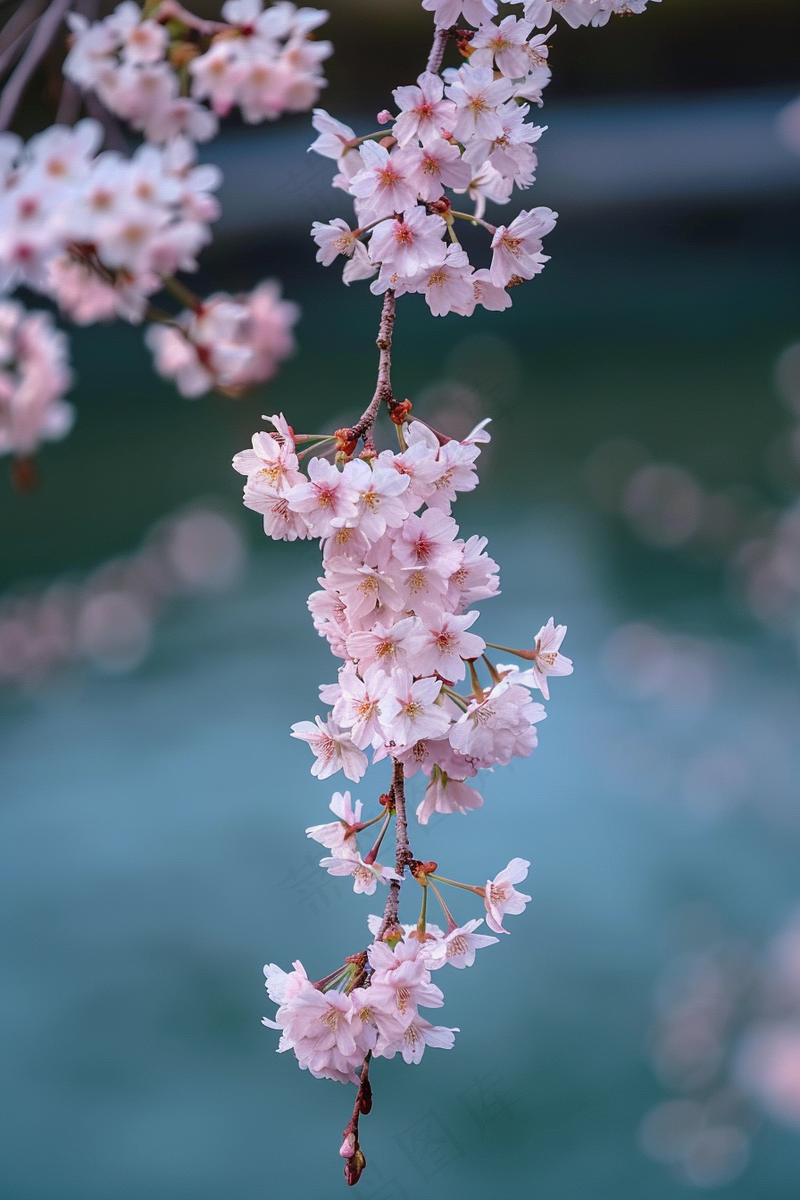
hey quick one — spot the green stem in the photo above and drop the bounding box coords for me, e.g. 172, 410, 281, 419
363, 810, 392, 866
442, 685, 469, 711
428, 878, 457, 932
160, 273, 203, 312
450, 210, 497, 235
428, 874, 485, 897
416, 884, 428, 939
345, 131, 393, 149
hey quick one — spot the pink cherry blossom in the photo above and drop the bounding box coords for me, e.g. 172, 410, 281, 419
338, 458, 412, 540
484, 858, 532, 934
445, 65, 515, 144
422, 0, 498, 30
346, 616, 423, 673
290, 715, 369, 781
332, 662, 393, 748
349, 142, 419, 222
377, 1015, 458, 1064
470, 17, 537, 79
413, 245, 476, 318
286, 458, 359, 537
427, 919, 499, 968
368, 207, 447, 278
306, 790, 363, 853
392, 73, 457, 147
382, 669, 451, 746
393, 507, 463, 577
416, 770, 484, 824
0, 301, 73, 458
407, 610, 485, 683
498, 617, 573, 699
489, 206, 558, 287
319, 850, 401, 895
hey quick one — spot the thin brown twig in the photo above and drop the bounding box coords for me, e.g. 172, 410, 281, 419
54, 0, 96, 123
0, 20, 38, 82
83, 89, 128, 151
54, 76, 81, 123
150, 0, 227, 36
377, 758, 412, 941
338, 289, 396, 448
426, 26, 450, 74
0, 0, 74, 132
0, 0, 46, 61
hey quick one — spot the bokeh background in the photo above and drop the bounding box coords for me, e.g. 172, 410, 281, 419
2, 1, 800, 1196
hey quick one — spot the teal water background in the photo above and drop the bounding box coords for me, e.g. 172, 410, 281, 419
2, 209, 800, 1196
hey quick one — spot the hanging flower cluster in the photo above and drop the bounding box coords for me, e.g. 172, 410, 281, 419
235, 0, 659, 1184
0, 0, 330, 467
235, 401, 573, 1182
309, 0, 659, 316
63, 0, 332, 143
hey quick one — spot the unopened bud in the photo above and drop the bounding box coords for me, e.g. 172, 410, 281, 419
388, 398, 413, 425
339, 1132, 356, 1159
334, 428, 359, 457
382, 923, 403, 948
344, 1147, 366, 1185
377, 109, 393, 125
428, 196, 452, 216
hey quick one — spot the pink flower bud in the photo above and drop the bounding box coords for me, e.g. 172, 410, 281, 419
339, 1132, 356, 1159
376, 109, 392, 125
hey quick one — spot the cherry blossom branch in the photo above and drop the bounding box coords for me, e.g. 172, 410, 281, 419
54, 0, 96, 124
425, 26, 450, 74
336, 289, 398, 452
0, 0, 46, 61
377, 758, 412, 940
147, 0, 228, 36
0, 18, 40, 83
82, 89, 128, 150
160, 273, 203, 313
0, 0, 74, 132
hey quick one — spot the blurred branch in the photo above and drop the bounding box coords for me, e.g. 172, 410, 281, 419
83, 89, 128, 150
150, 0, 226, 35
0, 0, 74, 132
54, 75, 80, 123
53, 0, 95, 123
0, 0, 46, 59
0, 20, 38, 82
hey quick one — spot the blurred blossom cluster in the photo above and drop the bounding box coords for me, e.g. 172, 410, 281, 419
0, 0, 331, 462
0, 505, 246, 689
640, 905, 800, 1188
0, 298, 73, 461
584, 339, 800, 657
64, 0, 332, 143
146, 279, 298, 396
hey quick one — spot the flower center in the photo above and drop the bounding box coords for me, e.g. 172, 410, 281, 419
448, 935, 469, 957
